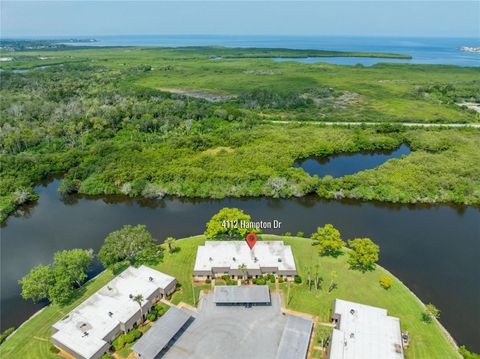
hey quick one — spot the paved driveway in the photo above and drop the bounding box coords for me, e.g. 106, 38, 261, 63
162, 293, 287, 359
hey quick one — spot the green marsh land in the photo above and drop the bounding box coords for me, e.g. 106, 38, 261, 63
1, 46, 479, 221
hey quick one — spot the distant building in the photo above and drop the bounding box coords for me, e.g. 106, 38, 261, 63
51, 266, 176, 359
193, 241, 297, 280
328, 299, 404, 359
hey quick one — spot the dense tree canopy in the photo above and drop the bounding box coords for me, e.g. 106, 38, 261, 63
98, 224, 161, 267
347, 238, 380, 272
1, 47, 479, 223
19, 248, 93, 305
204, 207, 258, 240
311, 224, 345, 256
19, 264, 54, 303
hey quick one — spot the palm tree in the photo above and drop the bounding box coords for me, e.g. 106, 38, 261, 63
132, 294, 144, 323
238, 263, 248, 280
165, 237, 176, 254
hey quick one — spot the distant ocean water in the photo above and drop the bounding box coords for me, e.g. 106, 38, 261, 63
62, 34, 480, 66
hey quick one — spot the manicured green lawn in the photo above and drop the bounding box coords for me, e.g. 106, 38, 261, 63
152, 235, 207, 306
0, 271, 114, 359
271, 235, 460, 359
0, 235, 459, 359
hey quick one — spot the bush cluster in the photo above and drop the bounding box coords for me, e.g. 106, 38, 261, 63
112, 328, 142, 350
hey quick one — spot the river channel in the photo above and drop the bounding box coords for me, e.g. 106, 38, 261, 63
1, 182, 479, 350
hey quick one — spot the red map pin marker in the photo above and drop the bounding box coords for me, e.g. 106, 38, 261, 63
245, 232, 257, 250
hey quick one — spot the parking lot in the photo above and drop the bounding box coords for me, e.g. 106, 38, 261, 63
162, 292, 288, 359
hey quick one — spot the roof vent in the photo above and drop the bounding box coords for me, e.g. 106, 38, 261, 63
82, 332, 89, 337
209, 257, 213, 261
107, 286, 112, 291
108, 311, 113, 317
254, 257, 258, 262
149, 276, 153, 282
278, 258, 282, 262
129, 294, 133, 299
350, 309, 355, 315
232, 257, 236, 261
350, 333, 355, 339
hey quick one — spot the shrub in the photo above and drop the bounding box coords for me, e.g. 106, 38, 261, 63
421, 312, 432, 323
154, 303, 169, 317
49, 344, 60, 354
252, 278, 257, 284
147, 312, 157, 321
205, 278, 211, 284
221, 274, 230, 281
102, 354, 114, 359
0, 327, 15, 344
294, 275, 302, 284
296, 231, 305, 237
256, 277, 266, 285
379, 276, 393, 289
127, 329, 142, 342
459, 345, 480, 359
270, 276, 276, 283
112, 335, 127, 350
284, 232, 292, 237
278, 276, 284, 283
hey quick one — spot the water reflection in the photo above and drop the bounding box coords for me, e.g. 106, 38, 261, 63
294, 144, 411, 177
1, 178, 479, 351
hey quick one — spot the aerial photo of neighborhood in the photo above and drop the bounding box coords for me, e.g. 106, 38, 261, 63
0, 1, 479, 359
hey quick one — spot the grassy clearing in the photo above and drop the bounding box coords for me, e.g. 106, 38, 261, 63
0, 235, 459, 359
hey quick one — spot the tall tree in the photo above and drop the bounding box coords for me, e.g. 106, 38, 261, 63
18, 264, 54, 302
98, 225, 160, 267
53, 248, 93, 287
311, 224, 345, 256
204, 207, 258, 240
347, 238, 380, 272
132, 294, 145, 323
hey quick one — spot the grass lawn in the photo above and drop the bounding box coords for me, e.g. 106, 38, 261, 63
152, 235, 207, 306
0, 235, 459, 359
0, 271, 114, 359
270, 234, 460, 359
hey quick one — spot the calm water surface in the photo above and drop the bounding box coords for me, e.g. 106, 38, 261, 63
41, 34, 480, 66
1, 179, 479, 350
294, 144, 411, 177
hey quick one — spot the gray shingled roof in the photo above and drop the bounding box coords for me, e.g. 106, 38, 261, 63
132, 307, 191, 359
275, 315, 313, 359
213, 285, 271, 304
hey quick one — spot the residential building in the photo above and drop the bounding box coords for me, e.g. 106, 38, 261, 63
193, 241, 297, 280
51, 266, 176, 359
328, 299, 404, 359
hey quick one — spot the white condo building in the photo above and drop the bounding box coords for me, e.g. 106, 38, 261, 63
51, 266, 176, 359
193, 241, 297, 280
328, 299, 405, 359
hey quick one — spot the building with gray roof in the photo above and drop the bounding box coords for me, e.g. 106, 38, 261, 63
275, 315, 313, 359
132, 307, 191, 359
328, 299, 404, 359
213, 285, 271, 305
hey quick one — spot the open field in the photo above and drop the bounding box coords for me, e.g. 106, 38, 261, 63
0, 235, 460, 359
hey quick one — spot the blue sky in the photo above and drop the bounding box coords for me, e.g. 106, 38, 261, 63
1, 1, 479, 38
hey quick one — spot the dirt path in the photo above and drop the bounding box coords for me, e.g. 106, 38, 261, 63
265, 120, 480, 128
